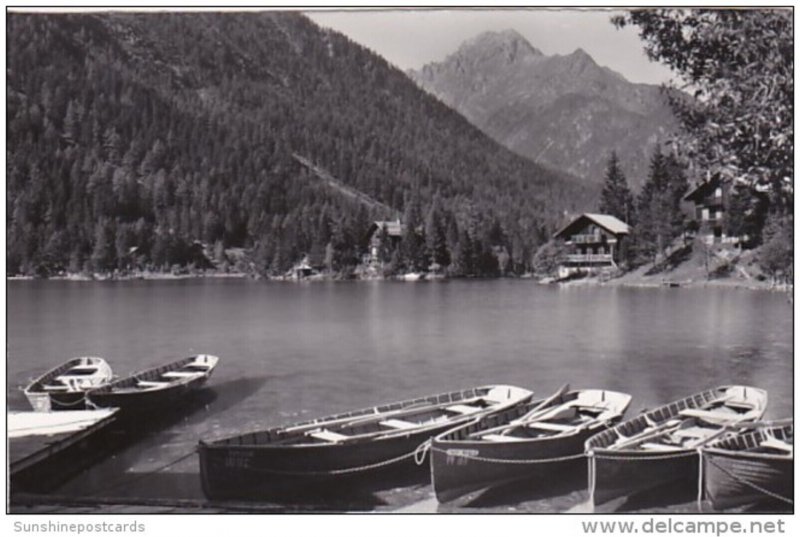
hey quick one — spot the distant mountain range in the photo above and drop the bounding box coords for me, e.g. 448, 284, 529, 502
409, 29, 680, 188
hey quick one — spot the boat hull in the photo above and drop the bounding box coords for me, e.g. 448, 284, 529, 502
24, 356, 113, 412
589, 449, 699, 507
199, 384, 532, 501
86, 354, 218, 419
585, 385, 768, 508
88, 374, 211, 414
432, 427, 596, 504
703, 451, 793, 510
199, 428, 440, 501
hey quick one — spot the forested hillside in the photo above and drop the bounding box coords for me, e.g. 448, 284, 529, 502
6, 12, 594, 277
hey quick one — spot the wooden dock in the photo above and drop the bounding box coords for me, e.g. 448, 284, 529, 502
9, 408, 120, 493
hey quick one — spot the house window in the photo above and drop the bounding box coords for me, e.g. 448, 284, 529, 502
702, 208, 710, 221
715, 187, 722, 198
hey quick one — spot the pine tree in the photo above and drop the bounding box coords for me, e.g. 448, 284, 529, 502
91, 219, 117, 272
758, 212, 793, 284
401, 189, 426, 272
634, 147, 688, 264
424, 194, 449, 269
599, 151, 634, 224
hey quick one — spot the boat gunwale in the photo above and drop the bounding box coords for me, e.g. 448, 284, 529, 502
200, 384, 532, 448
24, 356, 111, 395
88, 354, 219, 395
433, 389, 632, 448
702, 423, 793, 461
585, 385, 768, 454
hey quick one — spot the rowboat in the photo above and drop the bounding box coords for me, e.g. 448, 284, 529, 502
198, 384, 533, 501
585, 385, 767, 508
24, 357, 113, 412
701, 419, 793, 511
86, 354, 219, 414
430, 386, 632, 504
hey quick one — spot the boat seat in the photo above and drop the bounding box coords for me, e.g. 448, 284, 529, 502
526, 421, 573, 432
380, 419, 417, 430
42, 384, 70, 391
162, 371, 201, 379
481, 433, 527, 442
578, 403, 610, 412
137, 380, 170, 388
673, 426, 710, 440
760, 438, 793, 454
640, 442, 679, 451
446, 404, 482, 415
307, 429, 349, 443
679, 409, 730, 422
726, 401, 754, 410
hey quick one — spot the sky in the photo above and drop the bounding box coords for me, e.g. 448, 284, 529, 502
306, 8, 675, 86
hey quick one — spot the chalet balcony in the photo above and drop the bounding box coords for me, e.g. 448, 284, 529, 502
564, 253, 614, 263
571, 234, 604, 244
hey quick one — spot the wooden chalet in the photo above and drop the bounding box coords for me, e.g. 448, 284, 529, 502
683, 175, 734, 245
553, 213, 630, 278
364, 220, 404, 265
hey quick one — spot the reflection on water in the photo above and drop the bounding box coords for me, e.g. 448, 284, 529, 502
6, 279, 793, 512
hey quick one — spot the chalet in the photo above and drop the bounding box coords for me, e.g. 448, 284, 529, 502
683, 175, 735, 245
553, 213, 630, 278
289, 256, 316, 280
364, 220, 404, 265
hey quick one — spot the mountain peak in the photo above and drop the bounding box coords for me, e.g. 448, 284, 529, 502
569, 47, 594, 62
410, 30, 679, 188
456, 29, 542, 64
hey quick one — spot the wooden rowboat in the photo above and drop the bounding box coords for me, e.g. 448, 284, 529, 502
585, 385, 767, 508
198, 385, 533, 501
430, 386, 632, 504
701, 419, 793, 511
24, 357, 113, 412
86, 354, 219, 414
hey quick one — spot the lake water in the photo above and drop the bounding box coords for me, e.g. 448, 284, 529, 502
6, 279, 793, 512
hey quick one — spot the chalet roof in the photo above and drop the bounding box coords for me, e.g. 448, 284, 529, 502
683, 175, 721, 202
369, 220, 404, 237
554, 213, 630, 239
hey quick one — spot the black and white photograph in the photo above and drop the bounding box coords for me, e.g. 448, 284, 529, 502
4, 2, 794, 527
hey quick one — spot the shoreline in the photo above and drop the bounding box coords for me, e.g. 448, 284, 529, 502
6, 271, 790, 294
559, 274, 792, 294
7, 271, 250, 282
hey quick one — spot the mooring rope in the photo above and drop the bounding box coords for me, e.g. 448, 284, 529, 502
588, 452, 596, 505
702, 453, 794, 507
239, 440, 433, 477
52, 393, 89, 408
697, 448, 705, 511
429, 445, 586, 465
413, 439, 432, 466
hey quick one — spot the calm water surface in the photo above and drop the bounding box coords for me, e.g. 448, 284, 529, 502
7, 279, 793, 512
